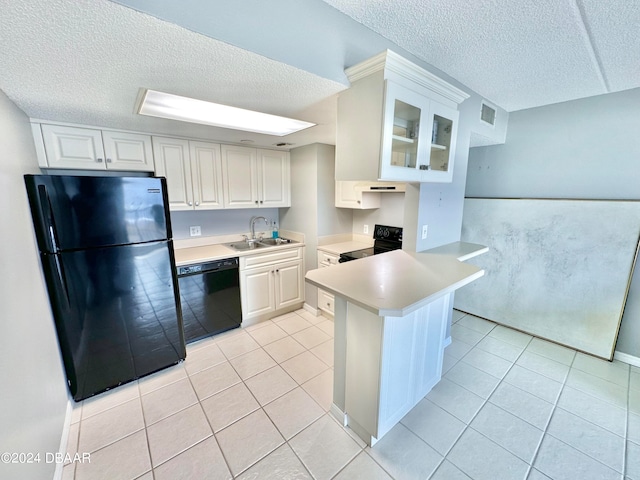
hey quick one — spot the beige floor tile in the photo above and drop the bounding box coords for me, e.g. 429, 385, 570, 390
201, 383, 259, 432
75, 430, 150, 480
189, 361, 241, 401
138, 364, 187, 395
526, 337, 576, 366
489, 382, 554, 430
572, 352, 629, 386
302, 368, 333, 411
216, 409, 284, 476
315, 318, 335, 337
64, 422, 80, 464
444, 361, 501, 399
504, 365, 563, 404
235, 444, 311, 480
78, 398, 145, 453
426, 378, 484, 424
263, 336, 306, 363
217, 331, 260, 359
557, 385, 626, 436
183, 343, 226, 375
247, 323, 288, 346
369, 423, 443, 479
488, 325, 533, 348
230, 348, 277, 380
281, 351, 330, 384
141, 378, 198, 425
275, 315, 313, 335
400, 398, 466, 455
461, 347, 512, 379
295, 309, 324, 324
292, 325, 331, 349
515, 351, 570, 383
289, 415, 362, 480
146, 404, 213, 467
264, 387, 324, 439
431, 460, 472, 480
244, 365, 297, 406
81, 381, 140, 419
333, 451, 392, 480
153, 437, 231, 480
456, 314, 496, 335
451, 324, 486, 346
447, 428, 529, 480
243, 319, 275, 332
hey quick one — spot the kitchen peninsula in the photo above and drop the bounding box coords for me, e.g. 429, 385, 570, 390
305, 242, 486, 446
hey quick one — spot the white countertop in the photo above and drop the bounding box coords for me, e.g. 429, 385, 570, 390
317, 241, 372, 256
424, 241, 489, 261
305, 248, 484, 317
174, 242, 303, 267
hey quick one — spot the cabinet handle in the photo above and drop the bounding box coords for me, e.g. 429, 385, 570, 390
419, 165, 429, 170
327, 302, 331, 307
96, 158, 103, 163
255, 200, 259, 204
275, 269, 279, 273
260, 200, 263, 204
106, 158, 112, 163
357, 200, 361, 204
188, 201, 193, 206
195, 201, 200, 206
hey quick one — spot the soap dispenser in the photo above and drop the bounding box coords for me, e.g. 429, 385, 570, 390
272, 221, 279, 239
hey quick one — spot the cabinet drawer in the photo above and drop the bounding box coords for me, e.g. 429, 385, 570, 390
241, 247, 302, 269
318, 288, 335, 314
317, 251, 339, 267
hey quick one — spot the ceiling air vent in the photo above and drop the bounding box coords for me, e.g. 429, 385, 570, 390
480, 102, 496, 127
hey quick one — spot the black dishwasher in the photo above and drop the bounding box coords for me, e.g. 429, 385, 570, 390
177, 257, 242, 343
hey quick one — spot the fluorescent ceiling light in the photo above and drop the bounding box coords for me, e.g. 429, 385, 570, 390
137, 89, 315, 136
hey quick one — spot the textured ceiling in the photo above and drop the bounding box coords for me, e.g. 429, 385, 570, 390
0, 0, 638, 150
0, 0, 345, 148
320, 0, 640, 112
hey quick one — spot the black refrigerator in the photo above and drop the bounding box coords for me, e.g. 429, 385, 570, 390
24, 174, 186, 401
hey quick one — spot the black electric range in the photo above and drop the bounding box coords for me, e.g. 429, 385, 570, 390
339, 225, 403, 262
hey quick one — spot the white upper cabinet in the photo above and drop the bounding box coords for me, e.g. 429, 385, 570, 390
153, 137, 223, 211
335, 50, 468, 183
37, 124, 153, 171
221, 145, 290, 209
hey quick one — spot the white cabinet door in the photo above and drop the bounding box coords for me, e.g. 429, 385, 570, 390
152, 137, 194, 211
41, 124, 105, 169
189, 141, 224, 210
240, 265, 276, 318
421, 102, 459, 183
102, 131, 154, 171
221, 145, 259, 208
258, 149, 290, 208
274, 260, 303, 310
335, 181, 381, 209
379, 81, 431, 182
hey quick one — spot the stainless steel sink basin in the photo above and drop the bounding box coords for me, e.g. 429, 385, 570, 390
224, 237, 297, 251
224, 241, 265, 251
258, 238, 296, 246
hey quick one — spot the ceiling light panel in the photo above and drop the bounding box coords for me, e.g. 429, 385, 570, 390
138, 89, 315, 136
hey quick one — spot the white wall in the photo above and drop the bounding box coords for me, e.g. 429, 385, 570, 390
280, 143, 351, 309
351, 193, 405, 235
0, 90, 68, 480
170, 208, 279, 240
466, 87, 640, 358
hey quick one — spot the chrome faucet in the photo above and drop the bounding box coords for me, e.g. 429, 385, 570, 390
250, 216, 270, 240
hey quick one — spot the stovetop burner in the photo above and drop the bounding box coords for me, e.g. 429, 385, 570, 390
339, 225, 403, 263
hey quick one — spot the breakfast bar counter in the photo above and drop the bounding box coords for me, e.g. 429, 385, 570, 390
305, 242, 486, 446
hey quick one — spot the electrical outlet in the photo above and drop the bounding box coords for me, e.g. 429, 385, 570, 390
363, 224, 369, 235
190, 225, 201, 237
421, 224, 428, 240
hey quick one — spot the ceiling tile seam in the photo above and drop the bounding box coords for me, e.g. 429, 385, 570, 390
572, 0, 610, 93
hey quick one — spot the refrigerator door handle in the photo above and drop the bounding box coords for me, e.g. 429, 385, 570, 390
52, 255, 72, 309
37, 184, 61, 252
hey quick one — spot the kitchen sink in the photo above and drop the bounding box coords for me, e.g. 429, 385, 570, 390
224, 237, 297, 251
258, 238, 295, 246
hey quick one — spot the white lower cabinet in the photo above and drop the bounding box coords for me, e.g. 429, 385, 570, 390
317, 250, 339, 315
240, 247, 304, 320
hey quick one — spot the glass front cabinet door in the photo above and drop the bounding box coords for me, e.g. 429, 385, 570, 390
379, 81, 459, 183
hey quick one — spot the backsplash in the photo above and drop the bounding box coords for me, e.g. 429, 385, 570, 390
170, 208, 280, 240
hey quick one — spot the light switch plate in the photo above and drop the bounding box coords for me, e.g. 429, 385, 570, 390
363, 224, 369, 234
190, 225, 202, 237
422, 225, 428, 240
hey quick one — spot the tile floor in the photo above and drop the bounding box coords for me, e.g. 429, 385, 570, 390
61, 308, 640, 480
